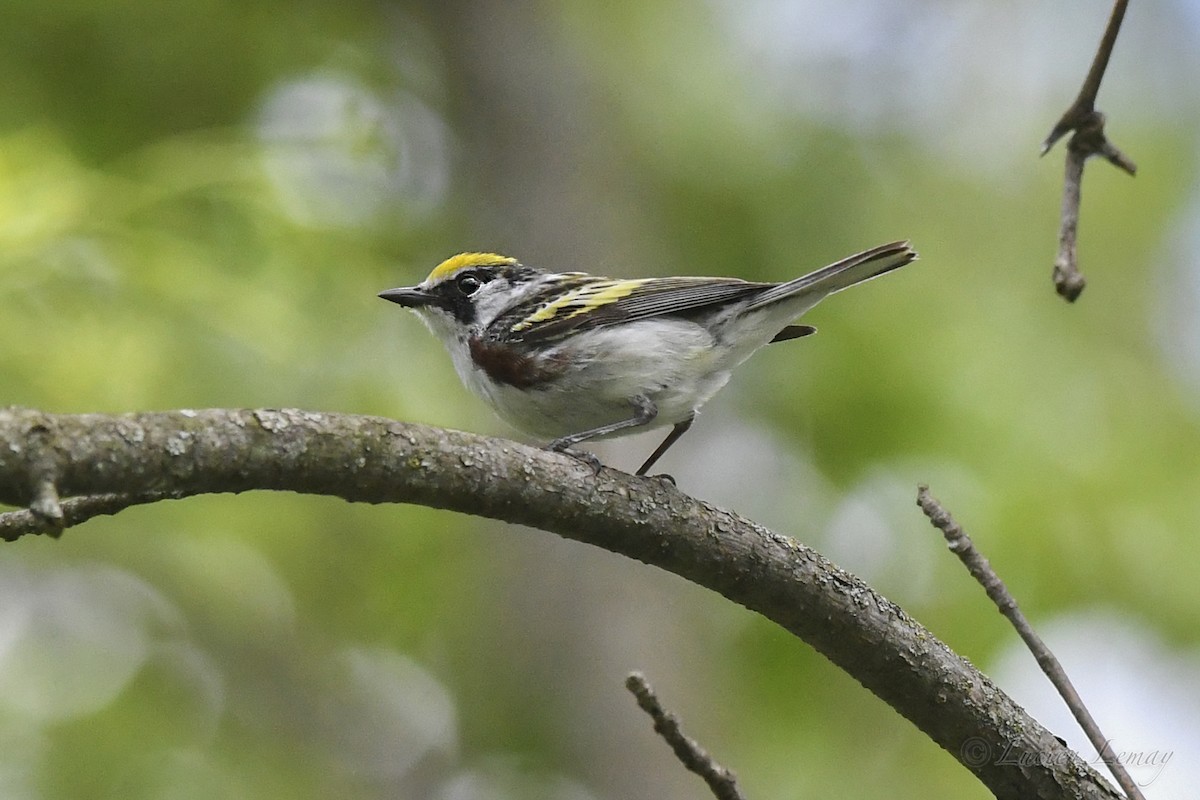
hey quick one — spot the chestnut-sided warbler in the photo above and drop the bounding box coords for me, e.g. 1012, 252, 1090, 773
380, 241, 915, 476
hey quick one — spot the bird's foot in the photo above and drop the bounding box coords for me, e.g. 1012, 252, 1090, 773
545, 441, 603, 475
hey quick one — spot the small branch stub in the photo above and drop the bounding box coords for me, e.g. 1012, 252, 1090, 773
29, 478, 65, 536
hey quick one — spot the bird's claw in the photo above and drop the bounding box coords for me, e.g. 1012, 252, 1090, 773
546, 443, 603, 475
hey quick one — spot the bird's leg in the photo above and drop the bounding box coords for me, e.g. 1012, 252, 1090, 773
546, 396, 658, 473
635, 414, 694, 477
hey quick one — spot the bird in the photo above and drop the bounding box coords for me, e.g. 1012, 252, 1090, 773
379, 241, 915, 476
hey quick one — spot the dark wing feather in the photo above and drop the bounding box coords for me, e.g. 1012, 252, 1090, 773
769, 324, 817, 343
494, 277, 770, 343
602, 278, 768, 320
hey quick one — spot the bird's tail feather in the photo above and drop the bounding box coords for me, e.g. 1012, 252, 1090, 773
746, 240, 916, 311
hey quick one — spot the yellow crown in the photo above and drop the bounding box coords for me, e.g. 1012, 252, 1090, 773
426, 252, 517, 283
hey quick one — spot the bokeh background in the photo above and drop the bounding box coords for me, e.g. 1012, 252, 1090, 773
2, 1, 1199, 797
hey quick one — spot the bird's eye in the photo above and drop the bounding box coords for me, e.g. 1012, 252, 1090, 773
456, 273, 482, 296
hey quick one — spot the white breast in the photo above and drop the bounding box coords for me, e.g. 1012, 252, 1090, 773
447, 318, 731, 439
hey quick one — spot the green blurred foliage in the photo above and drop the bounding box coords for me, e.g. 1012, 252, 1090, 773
2, 0, 1199, 798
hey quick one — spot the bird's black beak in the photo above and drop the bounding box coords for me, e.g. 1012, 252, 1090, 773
378, 287, 436, 308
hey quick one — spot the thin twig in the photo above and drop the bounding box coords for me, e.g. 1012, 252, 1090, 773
625, 673, 745, 800
916, 486, 1146, 800
0, 491, 176, 541
1042, 0, 1130, 154
1041, 0, 1135, 302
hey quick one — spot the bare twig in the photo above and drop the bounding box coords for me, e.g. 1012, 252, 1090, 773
916, 486, 1145, 800
1053, 144, 1088, 301
625, 673, 745, 800
1041, 0, 1131, 155
1041, 0, 1135, 302
1, 491, 177, 541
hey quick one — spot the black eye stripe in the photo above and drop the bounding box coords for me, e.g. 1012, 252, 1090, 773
433, 269, 494, 324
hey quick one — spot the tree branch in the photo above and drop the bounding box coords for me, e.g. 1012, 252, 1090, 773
0, 407, 1121, 800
